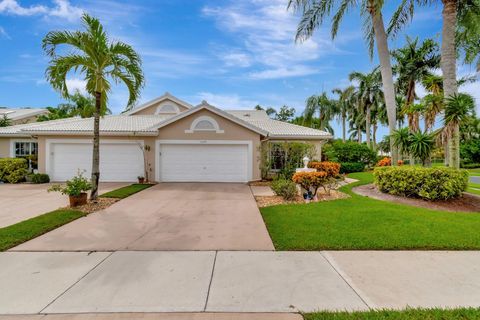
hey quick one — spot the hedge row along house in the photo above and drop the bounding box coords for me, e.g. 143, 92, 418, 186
0, 93, 332, 183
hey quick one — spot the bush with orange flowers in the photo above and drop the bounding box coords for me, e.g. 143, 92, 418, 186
292, 171, 328, 196
376, 157, 405, 167
308, 161, 341, 177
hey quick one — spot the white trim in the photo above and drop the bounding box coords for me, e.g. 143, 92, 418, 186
9, 138, 37, 158
185, 116, 224, 134
124, 92, 193, 115
45, 139, 144, 180
154, 139, 253, 182
155, 104, 180, 115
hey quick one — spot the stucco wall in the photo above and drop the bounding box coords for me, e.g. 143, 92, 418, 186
131, 99, 189, 116
37, 135, 157, 182
0, 138, 10, 158
158, 109, 263, 181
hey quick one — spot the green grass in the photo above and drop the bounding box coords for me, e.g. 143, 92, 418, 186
260, 171, 480, 250
99, 183, 153, 199
0, 209, 86, 251
304, 308, 480, 319
467, 187, 480, 196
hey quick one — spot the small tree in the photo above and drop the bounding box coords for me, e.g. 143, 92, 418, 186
0, 115, 11, 127
409, 130, 437, 166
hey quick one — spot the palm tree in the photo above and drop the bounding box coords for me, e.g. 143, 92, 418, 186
43, 14, 144, 199
332, 86, 355, 142
69, 91, 111, 118
303, 92, 337, 131
444, 93, 476, 168
391, 127, 411, 162
289, 0, 398, 163
349, 68, 383, 149
409, 130, 438, 166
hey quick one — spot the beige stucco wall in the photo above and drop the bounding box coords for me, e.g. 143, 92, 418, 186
131, 99, 189, 116
158, 109, 263, 181
0, 138, 10, 158
37, 135, 157, 182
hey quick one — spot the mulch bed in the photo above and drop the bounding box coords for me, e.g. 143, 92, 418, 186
255, 190, 349, 208
354, 184, 480, 213
249, 180, 272, 186
70, 197, 119, 214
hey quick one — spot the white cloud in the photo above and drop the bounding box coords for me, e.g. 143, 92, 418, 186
202, 0, 343, 79
194, 92, 258, 109
0, 0, 83, 21
0, 26, 9, 39
66, 78, 87, 95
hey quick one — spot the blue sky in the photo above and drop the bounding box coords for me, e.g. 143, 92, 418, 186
0, 0, 478, 140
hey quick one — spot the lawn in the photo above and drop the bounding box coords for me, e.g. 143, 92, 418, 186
100, 183, 153, 198
261, 172, 480, 250
304, 308, 480, 320
0, 209, 86, 251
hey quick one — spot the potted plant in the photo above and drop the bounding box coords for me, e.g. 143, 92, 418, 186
137, 176, 145, 184
48, 171, 92, 207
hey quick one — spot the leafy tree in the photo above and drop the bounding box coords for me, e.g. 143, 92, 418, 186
254, 104, 277, 117
444, 93, 476, 168
0, 115, 11, 127
289, 0, 399, 164
275, 105, 296, 122
37, 104, 74, 122
43, 14, 144, 199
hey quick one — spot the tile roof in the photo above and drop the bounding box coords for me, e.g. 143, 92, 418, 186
0, 108, 48, 120
245, 119, 332, 138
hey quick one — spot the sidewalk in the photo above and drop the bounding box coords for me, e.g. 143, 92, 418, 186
1, 251, 480, 315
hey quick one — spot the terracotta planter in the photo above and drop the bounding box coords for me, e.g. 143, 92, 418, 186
138, 177, 145, 184
69, 193, 88, 207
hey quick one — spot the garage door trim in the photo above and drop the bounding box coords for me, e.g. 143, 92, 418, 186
155, 140, 253, 182
45, 139, 144, 181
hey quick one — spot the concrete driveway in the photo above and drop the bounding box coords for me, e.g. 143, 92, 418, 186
0, 182, 128, 228
12, 183, 274, 251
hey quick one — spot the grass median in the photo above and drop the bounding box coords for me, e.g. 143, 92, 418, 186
304, 308, 480, 319
261, 172, 480, 250
99, 183, 154, 198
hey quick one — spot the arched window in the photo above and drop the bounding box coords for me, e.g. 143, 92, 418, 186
185, 116, 224, 133
155, 104, 180, 114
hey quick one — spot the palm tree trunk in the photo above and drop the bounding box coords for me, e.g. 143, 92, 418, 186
372, 123, 377, 151
371, 8, 398, 164
342, 115, 346, 142
366, 105, 371, 148
358, 127, 362, 143
441, 0, 458, 100
449, 124, 460, 169
90, 91, 101, 200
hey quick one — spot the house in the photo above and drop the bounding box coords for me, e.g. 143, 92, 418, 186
0, 93, 331, 182
0, 108, 49, 125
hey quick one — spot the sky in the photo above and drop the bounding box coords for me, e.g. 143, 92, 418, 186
0, 0, 478, 141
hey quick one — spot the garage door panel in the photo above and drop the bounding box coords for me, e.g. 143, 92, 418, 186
159, 144, 249, 182
49, 142, 143, 182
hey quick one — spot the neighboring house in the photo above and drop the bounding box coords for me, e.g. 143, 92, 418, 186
0, 108, 49, 125
0, 93, 331, 182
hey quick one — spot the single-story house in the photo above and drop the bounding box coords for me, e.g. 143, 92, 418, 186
0, 93, 331, 182
0, 108, 49, 125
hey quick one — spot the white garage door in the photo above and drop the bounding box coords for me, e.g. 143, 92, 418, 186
158, 143, 249, 182
48, 141, 144, 182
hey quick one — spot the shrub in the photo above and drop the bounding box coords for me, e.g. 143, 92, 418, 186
31, 173, 50, 184
48, 171, 92, 196
373, 166, 469, 200
271, 179, 298, 200
308, 161, 341, 177
339, 162, 364, 174
461, 163, 480, 169
376, 157, 404, 167
292, 171, 328, 194
0, 158, 28, 183
323, 140, 376, 165
460, 139, 480, 164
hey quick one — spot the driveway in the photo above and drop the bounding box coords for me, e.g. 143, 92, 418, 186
11, 183, 274, 251
0, 182, 128, 228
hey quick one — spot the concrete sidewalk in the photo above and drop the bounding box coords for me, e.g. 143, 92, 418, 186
1, 251, 480, 315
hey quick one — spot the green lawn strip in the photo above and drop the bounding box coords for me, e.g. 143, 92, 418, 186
469, 182, 480, 189
99, 183, 153, 199
261, 171, 480, 250
0, 209, 86, 251
304, 308, 480, 320
467, 188, 480, 196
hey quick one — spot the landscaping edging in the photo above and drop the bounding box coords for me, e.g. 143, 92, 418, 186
353, 183, 480, 213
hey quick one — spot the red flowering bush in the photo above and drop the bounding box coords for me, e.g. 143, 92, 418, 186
308, 161, 341, 177
397, 160, 404, 166
292, 171, 328, 194
376, 157, 391, 167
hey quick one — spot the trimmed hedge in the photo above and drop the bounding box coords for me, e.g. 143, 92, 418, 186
271, 179, 297, 200
461, 163, 480, 169
31, 173, 50, 184
0, 158, 28, 183
374, 166, 469, 200
323, 140, 376, 165
339, 162, 364, 174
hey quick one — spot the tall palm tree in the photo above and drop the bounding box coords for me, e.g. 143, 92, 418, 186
349, 68, 383, 149
43, 14, 144, 199
303, 92, 337, 131
391, 127, 411, 162
332, 86, 355, 142
289, 0, 398, 163
444, 93, 475, 168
